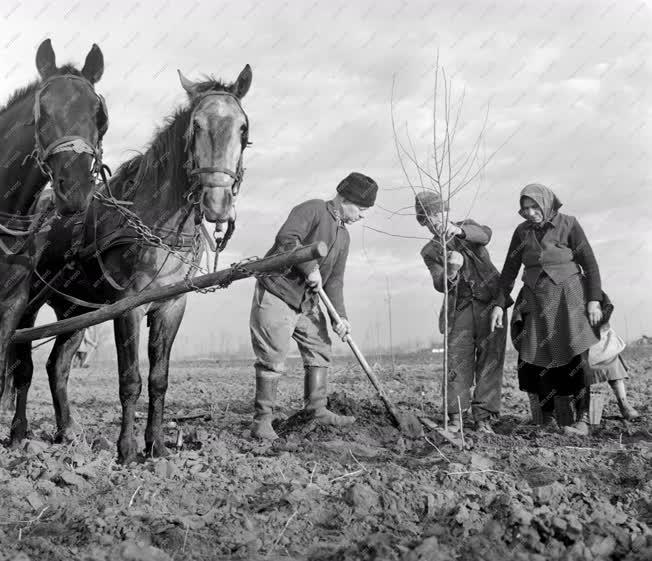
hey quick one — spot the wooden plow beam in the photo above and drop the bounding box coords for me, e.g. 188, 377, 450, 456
12, 241, 327, 344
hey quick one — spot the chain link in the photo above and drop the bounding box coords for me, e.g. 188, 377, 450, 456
93, 190, 288, 294
93, 190, 204, 273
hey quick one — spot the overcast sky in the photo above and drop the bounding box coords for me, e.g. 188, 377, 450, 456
2, 0, 651, 357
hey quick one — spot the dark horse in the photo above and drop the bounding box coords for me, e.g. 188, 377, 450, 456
12, 66, 252, 464
0, 39, 107, 404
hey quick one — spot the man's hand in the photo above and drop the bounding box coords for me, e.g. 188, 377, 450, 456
444, 223, 463, 238
306, 268, 322, 292
333, 318, 351, 341
587, 301, 602, 327
447, 250, 464, 277
490, 306, 504, 332
431, 222, 462, 238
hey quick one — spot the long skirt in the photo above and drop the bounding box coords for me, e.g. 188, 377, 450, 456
511, 273, 598, 368
518, 354, 587, 412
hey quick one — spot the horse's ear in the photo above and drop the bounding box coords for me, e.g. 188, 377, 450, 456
177, 69, 197, 96
232, 64, 252, 99
82, 44, 104, 84
36, 38, 57, 79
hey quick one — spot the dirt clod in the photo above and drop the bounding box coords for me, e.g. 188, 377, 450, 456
0, 350, 650, 560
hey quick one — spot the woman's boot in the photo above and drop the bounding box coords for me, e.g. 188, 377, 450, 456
609, 380, 640, 420
563, 390, 590, 436
304, 366, 355, 426
251, 367, 280, 440
528, 393, 544, 425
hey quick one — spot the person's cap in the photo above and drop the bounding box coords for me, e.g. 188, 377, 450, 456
415, 190, 448, 225
336, 172, 378, 207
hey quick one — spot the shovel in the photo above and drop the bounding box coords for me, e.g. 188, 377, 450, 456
317, 289, 423, 437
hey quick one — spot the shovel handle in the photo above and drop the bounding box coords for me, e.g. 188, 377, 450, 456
317, 289, 402, 423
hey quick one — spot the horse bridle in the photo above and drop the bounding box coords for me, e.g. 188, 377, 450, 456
183, 90, 249, 262
184, 90, 248, 197
29, 74, 109, 182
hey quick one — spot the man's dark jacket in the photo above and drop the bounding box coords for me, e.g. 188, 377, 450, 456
421, 219, 509, 333
259, 199, 349, 318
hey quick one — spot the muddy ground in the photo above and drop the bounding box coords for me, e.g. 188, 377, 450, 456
0, 346, 650, 561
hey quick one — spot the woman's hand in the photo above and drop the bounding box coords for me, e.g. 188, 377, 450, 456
587, 301, 602, 327
490, 306, 504, 332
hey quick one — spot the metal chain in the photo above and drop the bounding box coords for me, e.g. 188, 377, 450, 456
93, 190, 204, 273
93, 191, 290, 294
94, 191, 267, 292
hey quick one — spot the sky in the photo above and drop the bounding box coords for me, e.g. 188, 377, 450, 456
2, 0, 651, 358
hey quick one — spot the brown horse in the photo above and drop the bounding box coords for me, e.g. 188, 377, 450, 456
12, 66, 252, 464
0, 39, 107, 404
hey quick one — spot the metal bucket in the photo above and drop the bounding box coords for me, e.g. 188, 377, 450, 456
589, 384, 609, 426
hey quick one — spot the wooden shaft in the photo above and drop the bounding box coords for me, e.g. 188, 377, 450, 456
317, 288, 402, 424
13, 242, 327, 343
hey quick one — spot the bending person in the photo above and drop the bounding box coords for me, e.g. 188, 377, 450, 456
416, 191, 507, 433
249, 172, 378, 440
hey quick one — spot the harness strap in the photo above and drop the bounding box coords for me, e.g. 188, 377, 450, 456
0, 223, 33, 237
0, 232, 33, 267
32, 268, 104, 309
190, 167, 237, 178
0, 254, 32, 267
41, 135, 98, 161
95, 249, 129, 291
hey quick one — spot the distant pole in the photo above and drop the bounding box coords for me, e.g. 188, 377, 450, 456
624, 314, 630, 344
386, 276, 395, 375
375, 319, 381, 359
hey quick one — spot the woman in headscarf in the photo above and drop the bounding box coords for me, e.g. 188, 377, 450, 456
490, 184, 603, 436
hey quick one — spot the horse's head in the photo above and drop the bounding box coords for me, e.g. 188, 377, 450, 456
179, 65, 252, 224
34, 39, 108, 216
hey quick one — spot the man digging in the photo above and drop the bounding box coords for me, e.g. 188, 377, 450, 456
249, 172, 378, 440
416, 191, 507, 433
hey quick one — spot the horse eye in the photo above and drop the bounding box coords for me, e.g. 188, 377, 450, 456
193, 120, 201, 131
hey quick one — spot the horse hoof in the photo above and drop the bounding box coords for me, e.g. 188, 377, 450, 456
9, 425, 29, 448
9, 435, 27, 449
118, 452, 138, 465
54, 423, 83, 444
118, 438, 139, 465
145, 440, 170, 458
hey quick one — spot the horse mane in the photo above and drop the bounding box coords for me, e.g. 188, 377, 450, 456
109, 76, 233, 203
0, 64, 83, 116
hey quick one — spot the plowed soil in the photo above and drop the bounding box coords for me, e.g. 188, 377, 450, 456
1, 347, 650, 561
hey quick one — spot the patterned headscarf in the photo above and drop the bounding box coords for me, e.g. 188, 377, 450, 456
519, 183, 562, 224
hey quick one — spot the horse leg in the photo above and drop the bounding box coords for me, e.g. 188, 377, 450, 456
8, 308, 37, 446
115, 308, 145, 465
145, 296, 186, 458
46, 326, 85, 443
0, 270, 30, 408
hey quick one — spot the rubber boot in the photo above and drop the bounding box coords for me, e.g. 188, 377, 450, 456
251, 367, 280, 440
609, 380, 640, 420
474, 418, 495, 434
447, 413, 461, 433
541, 410, 558, 430
303, 366, 354, 427
528, 393, 544, 425
563, 391, 590, 436
553, 396, 576, 427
